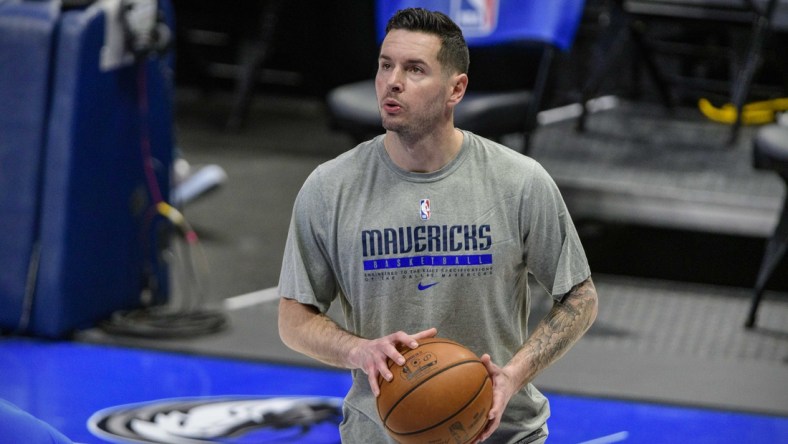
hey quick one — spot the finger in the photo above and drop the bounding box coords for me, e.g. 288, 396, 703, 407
475, 420, 491, 443
388, 328, 437, 351
487, 386, 505, 421
474, 418, 492, 443
479, 354, 499, 387
478, 414, 501, 442
411, 327, 438, 342
380, 341, 407, 367
386, 331, 419, 351
378, 353, 397, 379
479, 353, 494, 371
368, 371, 381, 397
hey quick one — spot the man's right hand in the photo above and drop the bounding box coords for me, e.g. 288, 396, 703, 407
349, 328, 438, 397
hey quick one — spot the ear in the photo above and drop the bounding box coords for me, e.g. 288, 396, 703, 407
447, 73, 468, 106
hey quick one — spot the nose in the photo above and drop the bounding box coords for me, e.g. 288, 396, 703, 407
386, 66, 404, 93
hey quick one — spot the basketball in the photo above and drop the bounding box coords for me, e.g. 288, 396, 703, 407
376, 337, 493, 444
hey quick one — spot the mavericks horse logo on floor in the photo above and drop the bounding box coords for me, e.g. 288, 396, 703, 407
88, 395, 343, 443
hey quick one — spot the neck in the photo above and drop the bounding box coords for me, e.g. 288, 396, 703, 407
384, 126, 463, 173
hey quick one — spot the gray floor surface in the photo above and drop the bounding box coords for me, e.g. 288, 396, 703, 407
79, 88, 788, 418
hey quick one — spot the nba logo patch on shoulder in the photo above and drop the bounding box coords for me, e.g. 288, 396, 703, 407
420, 199, 431, 221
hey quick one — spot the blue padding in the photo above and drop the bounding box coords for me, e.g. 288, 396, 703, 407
0, 0, 60, 333
30, 3, 174, 338
375, 0, 585, 50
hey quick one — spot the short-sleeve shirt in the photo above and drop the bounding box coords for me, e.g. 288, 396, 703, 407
279, 131, 590, 443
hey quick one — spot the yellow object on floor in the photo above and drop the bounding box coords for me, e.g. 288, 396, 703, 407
698, 97, 788, 125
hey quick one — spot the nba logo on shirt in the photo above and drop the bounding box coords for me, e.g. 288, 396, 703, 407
451, 0, 499, 37
420, 199, 431, 221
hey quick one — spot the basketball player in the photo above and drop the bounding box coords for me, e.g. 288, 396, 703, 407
278, 8, 598, 443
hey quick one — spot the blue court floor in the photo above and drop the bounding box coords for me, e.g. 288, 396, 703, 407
1, 337, 786, 443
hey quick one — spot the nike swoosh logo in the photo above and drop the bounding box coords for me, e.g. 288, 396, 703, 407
417, 281, 439, 291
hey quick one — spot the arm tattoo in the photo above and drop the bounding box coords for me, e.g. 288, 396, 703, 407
514, 278, 598, 387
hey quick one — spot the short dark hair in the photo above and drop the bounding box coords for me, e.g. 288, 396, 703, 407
385, 8, 470, 75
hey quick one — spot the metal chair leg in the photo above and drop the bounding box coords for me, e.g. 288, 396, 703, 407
745, 191, 788, 328
577, 1, 630, 132
729, 0, 778, 144
226, 0, 283, 131
576, 1, 672, 132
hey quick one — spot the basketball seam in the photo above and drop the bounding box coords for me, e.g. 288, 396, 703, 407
383, 360, 489, 436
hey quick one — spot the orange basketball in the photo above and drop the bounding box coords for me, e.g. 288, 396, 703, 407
376, 337, 492, 444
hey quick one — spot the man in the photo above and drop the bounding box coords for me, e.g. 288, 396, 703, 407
278, 8, 597, 443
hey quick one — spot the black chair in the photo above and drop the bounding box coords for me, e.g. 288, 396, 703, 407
745, 123, 788, 328
577, 0, 786, 142
325, 0, 586, 154
173, 0, 285, 131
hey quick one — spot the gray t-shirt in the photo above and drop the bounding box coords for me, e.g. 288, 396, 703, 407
279, 131, 590, 443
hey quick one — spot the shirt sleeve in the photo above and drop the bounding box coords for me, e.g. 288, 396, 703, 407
521, 161, 591, 299
0, 399, 74, 444
278, 167, 338, 313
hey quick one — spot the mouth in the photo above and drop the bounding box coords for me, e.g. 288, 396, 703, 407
381, 98, 402, 114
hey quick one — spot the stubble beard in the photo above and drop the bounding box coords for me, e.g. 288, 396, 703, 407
381, 92, 447, 144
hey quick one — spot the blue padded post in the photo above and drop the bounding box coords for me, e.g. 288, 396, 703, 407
0, 0, 60, 334
30, 3, 174, 338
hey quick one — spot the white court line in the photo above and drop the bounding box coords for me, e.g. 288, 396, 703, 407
577, 431, 629, 444
537, 95, 619, 126
223, 287, 280, 311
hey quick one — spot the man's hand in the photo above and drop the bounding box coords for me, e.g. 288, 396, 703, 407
279, 299, 438, 397
349, 328, 438, 397
473, 354, 517, 443
471, 277, 598, 442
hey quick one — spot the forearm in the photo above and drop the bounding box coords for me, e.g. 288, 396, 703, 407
279, 297, 439, 397
278, 297, 363, 369
506, 277, 598, 389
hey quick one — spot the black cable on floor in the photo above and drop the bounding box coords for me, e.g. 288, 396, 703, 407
99, 307, 228, 338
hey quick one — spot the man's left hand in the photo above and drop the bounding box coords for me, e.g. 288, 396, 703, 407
473, 353, 517, 443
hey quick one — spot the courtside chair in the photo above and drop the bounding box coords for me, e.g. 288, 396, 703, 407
576, 0, 785, 143
325, 0, 586, 154
745, 123, 788, 328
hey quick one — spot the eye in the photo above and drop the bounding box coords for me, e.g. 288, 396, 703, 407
379, 62, 391, 71
408, 65, 424, 73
